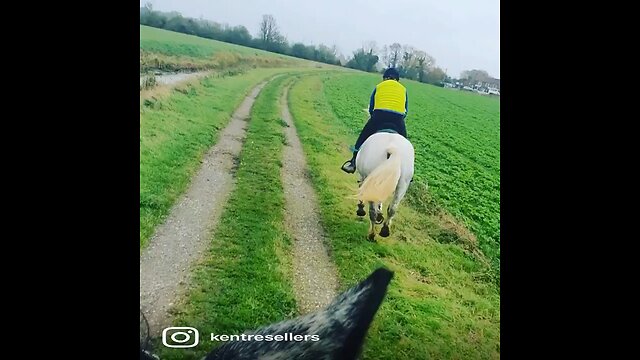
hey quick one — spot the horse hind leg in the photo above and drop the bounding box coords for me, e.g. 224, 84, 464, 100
380, 178, 411, 238
379, 206, 393, 237
357, 200, 366, 217
356, 177, 367, 217
375, 202, 384, 224
368, 202, 377, 241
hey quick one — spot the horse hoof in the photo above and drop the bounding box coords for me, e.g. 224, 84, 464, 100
356, 209, 366, 216
368, 233, 376, 242
376, 213, 384, 224
379, 225, 390, 237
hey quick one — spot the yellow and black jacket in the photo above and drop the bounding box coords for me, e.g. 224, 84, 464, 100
368, 79, 408, 118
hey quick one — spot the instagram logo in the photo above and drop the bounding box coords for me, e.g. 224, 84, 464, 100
162, 327, 199, 348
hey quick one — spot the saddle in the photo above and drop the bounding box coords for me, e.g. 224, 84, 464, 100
376, 128, 399, 134
349, 129, 399, 152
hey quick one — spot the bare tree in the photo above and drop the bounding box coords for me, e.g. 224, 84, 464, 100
380, 45, 390, 67
460, 69, 490, 85
362, 41, 378, 56
425, 67, 446, 84
258, 14, 280, 44
414, 50, 435, 82
388, 43, 402, 68
330, 44, 339, 57
401, 45, 415, 68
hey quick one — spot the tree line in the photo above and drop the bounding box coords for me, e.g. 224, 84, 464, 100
140, 4, 493, 86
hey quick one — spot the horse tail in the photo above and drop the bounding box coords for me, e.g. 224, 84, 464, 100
358, 145, 402, 203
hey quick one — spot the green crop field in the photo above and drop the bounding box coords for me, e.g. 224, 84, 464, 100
321, 73, 500, 283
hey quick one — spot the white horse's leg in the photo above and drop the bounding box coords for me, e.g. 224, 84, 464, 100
357, 200, 366, 216
375, 202, 384, 224
356, 176, 366, 216
380, 177, 411, 238
368, 201, 377, 241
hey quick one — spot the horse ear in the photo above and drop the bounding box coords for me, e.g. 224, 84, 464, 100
204, 267, 394, 360
334, 267, 394, 359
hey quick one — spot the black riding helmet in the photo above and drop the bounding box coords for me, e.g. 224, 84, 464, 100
383, 67, 400, 80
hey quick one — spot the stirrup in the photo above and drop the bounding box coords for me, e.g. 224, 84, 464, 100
341, 160, 356, 174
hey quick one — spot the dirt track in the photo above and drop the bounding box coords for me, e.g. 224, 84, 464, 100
280, 85, 340, 314
140, 76, 341, 335
139, 80, 269, 335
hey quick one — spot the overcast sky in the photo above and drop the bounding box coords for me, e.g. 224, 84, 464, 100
141, 0, 500, 79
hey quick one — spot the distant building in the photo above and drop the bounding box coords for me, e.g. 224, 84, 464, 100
478, 77, 500, 91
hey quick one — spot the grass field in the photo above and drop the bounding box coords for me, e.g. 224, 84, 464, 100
140, 26, 500, 360
140, 25, 331, 73
141, 25, 291, 59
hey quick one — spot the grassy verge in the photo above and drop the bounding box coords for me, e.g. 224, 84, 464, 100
140, 48, 302, 74
151, 74, 299, 360
287, 75, 500, 359
140, 67, 300, 249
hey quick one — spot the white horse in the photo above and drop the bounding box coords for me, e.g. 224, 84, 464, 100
354, 130, 415, 241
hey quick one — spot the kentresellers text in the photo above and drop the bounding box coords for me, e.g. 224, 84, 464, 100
211, 333, 320, 342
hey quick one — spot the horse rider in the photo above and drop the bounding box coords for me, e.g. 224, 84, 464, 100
341, 67, 409, 174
